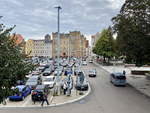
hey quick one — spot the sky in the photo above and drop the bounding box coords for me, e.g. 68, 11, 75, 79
0, 0, 125, 40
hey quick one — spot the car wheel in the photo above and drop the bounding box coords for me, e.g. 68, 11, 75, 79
22, 96, 25, 101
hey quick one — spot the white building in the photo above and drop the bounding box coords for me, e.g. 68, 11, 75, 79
25, 34, 52, 58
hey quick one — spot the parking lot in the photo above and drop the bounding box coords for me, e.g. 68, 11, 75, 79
0, 58, 90, 107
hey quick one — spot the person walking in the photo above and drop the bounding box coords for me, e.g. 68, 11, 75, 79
41, 93, 49, 107
63, 82, 67, 95
123, 70, 126, 75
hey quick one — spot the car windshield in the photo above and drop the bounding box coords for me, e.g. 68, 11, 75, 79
89, 70, 94, 73
116, 76, 126, 79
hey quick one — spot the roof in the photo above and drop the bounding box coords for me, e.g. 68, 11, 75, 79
112, 72, 124, 76
36, 85, 45, 90
16, 85, 26, 92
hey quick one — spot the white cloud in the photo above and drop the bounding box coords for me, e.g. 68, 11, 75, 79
106, 0, 125, 9
4, 0, 23, 7
0, 0, 125, 39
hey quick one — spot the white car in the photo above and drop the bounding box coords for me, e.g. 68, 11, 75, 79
89, 60, 93, 63
82, 61, 87, 65
42, 76, 55, 89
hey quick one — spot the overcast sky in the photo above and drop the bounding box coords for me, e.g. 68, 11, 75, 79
0, 0, 125, 40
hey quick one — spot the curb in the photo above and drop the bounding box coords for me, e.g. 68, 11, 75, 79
0, 83, 91, 109
49, 82, 91, 107
127, 80, 150, 99
94, 61, 150, 99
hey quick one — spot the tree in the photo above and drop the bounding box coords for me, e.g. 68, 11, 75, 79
112, 0, 150, 66
0, 24, 34, 103
93, 28, 116, 63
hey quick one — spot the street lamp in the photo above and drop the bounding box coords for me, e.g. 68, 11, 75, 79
54, 6, 62, 95
55, 6, 62, 61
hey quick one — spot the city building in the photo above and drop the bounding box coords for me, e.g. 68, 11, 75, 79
91, 32, 101, 57
52, 31, 88, 58
25, 34, 52, 58
91, 32, 100, 48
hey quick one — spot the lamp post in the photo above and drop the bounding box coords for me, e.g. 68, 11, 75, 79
55, 5, 61, 70
54, 6, 62, 95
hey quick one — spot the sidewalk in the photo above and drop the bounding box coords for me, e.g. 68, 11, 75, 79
94, 62, 150, 97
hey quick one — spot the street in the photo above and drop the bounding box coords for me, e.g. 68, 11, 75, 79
1, 63, 150, 113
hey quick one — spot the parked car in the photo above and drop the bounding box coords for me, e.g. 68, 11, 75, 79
50, 65, 55, 72
54, 68, 63, 76
74, 68, 81, 76
9, 85, 31, 101
74, 63, 80, 67
88, 60, 93, 63
110, 72, 126, 86
32, 70, 41, 75
16, 79, 26, 85
43, 68, 52, 76
31, 85, 49, 102
38, 66, 46, 72
26, 76, 41, 90
75, 72, 89, 91
88, 69, 97, 77
42, 76, 55, 89
82, 61, 87, 66
64, 68, 73, 76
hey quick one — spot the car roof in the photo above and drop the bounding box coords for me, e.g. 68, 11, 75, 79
112, 72, 124, 76
36, 85, 45, 90
45, 76, 54, 78
16, 85, 26, 91
30, 75, 39, 78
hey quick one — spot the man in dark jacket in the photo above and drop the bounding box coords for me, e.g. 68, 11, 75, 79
41, 93, 49, 106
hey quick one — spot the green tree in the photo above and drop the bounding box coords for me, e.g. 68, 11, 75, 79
112, 0, 150, 66
0, 24, 34, 103
93, 28, 116, 63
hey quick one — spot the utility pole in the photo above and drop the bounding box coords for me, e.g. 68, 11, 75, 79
54, 6, 62, 95
55, 6, 61, 63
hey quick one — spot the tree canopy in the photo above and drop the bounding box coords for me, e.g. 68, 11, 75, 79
0, 24, 34, 103
112, 0, 150, 66
93, 28, 116, 63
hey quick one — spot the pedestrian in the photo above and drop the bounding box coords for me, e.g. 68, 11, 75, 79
63, 82, 67, 95
41, 93, 49, 107
123, 70, 126, 75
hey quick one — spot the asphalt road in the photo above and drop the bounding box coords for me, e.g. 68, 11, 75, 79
1, 63, 150, 113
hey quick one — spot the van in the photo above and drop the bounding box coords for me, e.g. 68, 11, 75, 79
110, 72, 126, 86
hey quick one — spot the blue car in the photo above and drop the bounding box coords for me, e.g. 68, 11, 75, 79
110, 72, 126, 86
9, 85, 31, 101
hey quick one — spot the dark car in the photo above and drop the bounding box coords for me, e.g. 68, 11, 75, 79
88, 69, 97, 77
74, 68, 81, 76
26, 76, 41, 90
64, 68, 73, 76
9, 85, 31, 101
31, 85, 49, 102
38, 66, 46, 72
75, 72, 89, 91
43, 68, 52, 76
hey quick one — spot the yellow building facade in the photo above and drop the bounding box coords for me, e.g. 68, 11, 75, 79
52, 31, 88, 58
